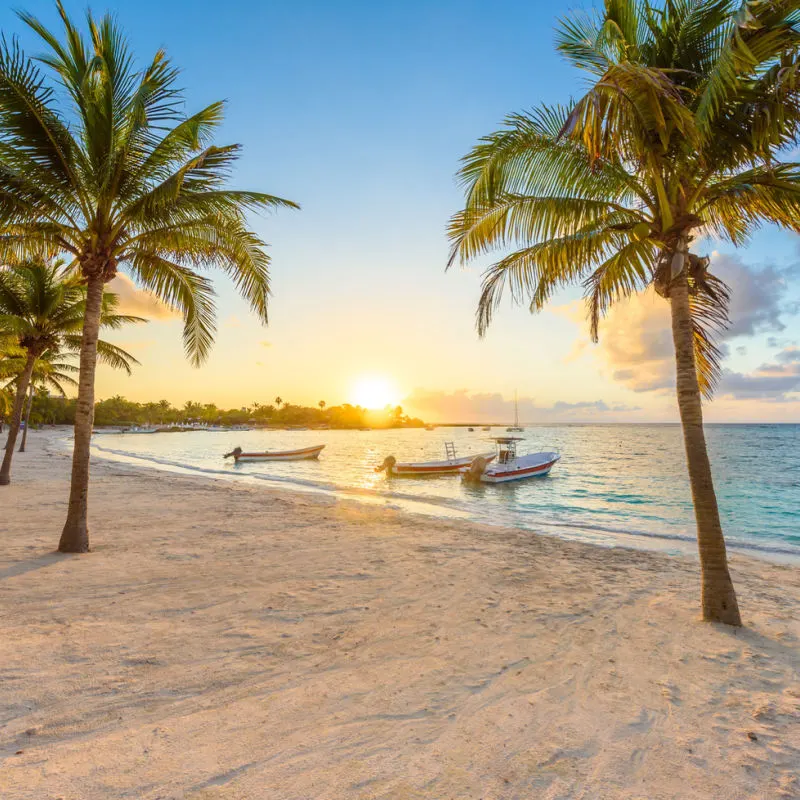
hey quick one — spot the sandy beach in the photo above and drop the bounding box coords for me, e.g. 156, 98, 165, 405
1, 428, 798, 799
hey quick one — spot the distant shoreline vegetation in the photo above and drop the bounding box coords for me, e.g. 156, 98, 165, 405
15, 395, 426, 431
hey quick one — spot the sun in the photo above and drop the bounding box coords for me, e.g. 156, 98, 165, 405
351, 376, 399, 409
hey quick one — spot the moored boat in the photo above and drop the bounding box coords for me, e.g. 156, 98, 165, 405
506, 390, 524, 432
121, 426, 158, 434
224, 444, 325, 462
376, 442, 495, 477
464, 437, 559, 484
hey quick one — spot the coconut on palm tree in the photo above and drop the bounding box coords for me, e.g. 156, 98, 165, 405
0, 261, 141, 483
0, 3, 297, 551
448, 0, 800, 626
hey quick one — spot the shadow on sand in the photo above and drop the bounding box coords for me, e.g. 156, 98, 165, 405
0, 551, 69, 582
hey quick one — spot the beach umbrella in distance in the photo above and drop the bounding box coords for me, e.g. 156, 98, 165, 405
447, 0, 800, 626
0, 2, 298, 551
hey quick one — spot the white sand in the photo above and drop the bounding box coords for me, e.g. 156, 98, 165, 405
1, 427, 799, 799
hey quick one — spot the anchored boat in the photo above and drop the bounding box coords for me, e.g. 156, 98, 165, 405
464, 437, 559, 483
376, 442, 495, 477
506, 390, 524, 432
224, 444, 325, 463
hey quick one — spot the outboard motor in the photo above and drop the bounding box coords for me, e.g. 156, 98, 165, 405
224, 446, 243, 460
375, 455, 396, 474
463, 455, 488, 483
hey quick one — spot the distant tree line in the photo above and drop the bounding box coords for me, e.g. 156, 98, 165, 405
5, 394, 425, 430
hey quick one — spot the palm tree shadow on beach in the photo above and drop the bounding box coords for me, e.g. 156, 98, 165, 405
0, 551, 68, 582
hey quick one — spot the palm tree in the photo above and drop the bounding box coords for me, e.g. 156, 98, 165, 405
0, 342, 17, 433
318, 400, 326, 411
0, 261, 141, 482
0, 4, 297, 551
275, 396, 283, 408
448, 0, 800, 626
10, 352, 82, 451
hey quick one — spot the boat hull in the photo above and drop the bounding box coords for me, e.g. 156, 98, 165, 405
234, 444, 325, 462
390, 452, 495, 476
479, 452, 560, 483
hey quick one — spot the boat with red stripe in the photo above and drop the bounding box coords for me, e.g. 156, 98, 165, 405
463, 437, 560, 484
376, 442, 495, 477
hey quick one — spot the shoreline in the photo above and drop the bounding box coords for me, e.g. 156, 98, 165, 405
63, 427, 800, 566
2, 428, 799, 798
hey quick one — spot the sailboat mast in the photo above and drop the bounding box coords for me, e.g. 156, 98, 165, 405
514, 390, 519, 427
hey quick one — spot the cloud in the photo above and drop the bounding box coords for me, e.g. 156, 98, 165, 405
580, 253, 800, 396
402, 389, 641, 422
720, 346, 800, 400
223, 315, 243, 329
716, 254, 794, 337
552, 399, 609, 411
107, 274, 178, 320
111, 338, 157, 353
590, 288, 675, 393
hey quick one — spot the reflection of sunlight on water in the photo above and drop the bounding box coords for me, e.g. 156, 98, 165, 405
80, 424, 800, 561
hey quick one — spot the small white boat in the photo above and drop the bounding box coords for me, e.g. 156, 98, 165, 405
121, 426, 158, 434
224, 444, 325, 462
376, 442, 496, 477
464, 437, 559, 484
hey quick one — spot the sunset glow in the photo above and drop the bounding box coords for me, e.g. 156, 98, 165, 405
351, 376, 399, 409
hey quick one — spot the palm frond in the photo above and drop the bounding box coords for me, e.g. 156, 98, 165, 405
584, 237, 657, 341
125, 254, 216, 366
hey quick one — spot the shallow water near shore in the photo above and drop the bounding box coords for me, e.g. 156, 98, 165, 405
83, 423, 799, 560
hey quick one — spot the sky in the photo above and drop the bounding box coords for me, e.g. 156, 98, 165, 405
2, 0, 799, 423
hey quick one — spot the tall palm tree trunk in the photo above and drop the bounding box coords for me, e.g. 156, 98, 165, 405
18, 384, 35, 452
0, 353, 36, 485
59, 275, 105, 553
669, 275, 741, 626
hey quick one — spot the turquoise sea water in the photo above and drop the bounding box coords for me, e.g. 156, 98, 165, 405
85, 424, 799, 560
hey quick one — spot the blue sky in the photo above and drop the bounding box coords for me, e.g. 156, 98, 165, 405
2, 0, 799, 421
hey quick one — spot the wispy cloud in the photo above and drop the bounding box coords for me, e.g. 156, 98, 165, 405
107, 274, 179, 320
403, 388, 641, 422
720, 346, 800, 400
